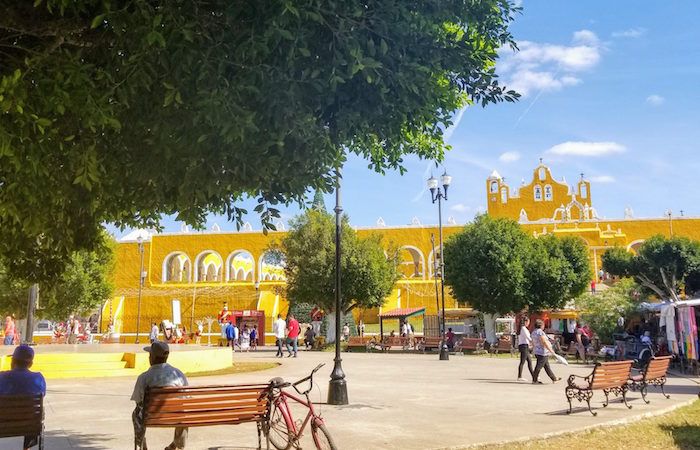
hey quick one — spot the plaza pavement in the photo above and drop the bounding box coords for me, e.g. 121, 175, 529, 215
1, 346, 698, 450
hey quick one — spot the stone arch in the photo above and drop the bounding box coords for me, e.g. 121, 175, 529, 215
259, 250, 286, 282
225, 250, 255, 282
194, 250, 224, 282
397, 245, 426, 279
627, 239, 645, 254
162, 252, 192, 283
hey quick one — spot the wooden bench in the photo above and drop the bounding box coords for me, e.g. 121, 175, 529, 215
454, 337, 484, 354
565, 360, 634, 415
345, 336, 374, 352
142, 383, 271, 449
370, 336, 410, 352
417, 336, 443, 353
489, 338, 515, 357
0, 394, 44, 450
628, 355, 673, 403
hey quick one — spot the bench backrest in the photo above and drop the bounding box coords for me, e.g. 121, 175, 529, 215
0, 394, 43, 438
348, 336, 371, 345
458, 338, 482, 350
644, 356, 672, 381
590, 360, 633, 390
423, 337, 442, 344
144, 384, 270, 428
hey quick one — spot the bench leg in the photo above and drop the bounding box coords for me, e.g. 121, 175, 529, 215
661, 381, 670, 399
257, 422, 262, 450
603, 390, 610, 408
622, 386, 632, 409
586, 393, 596, 416
640, 383, 650, 404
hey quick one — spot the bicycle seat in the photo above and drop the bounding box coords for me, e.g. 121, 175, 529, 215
269, 377, 291, 388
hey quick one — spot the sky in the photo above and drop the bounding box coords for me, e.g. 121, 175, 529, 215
114, 1, 700, 238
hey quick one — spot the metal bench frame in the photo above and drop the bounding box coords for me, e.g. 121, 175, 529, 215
565, 360, 634, 416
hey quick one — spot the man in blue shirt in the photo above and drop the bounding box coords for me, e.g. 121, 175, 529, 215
0, 344, 46, 449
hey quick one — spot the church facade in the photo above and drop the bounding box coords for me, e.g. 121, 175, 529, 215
107, 163, 700, 342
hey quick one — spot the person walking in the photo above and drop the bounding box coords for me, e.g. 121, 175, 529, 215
517, 317, 534, 382
286, 314, 300, 358
240, 325, 250, 352
341, 322, 350, 342
149, 322, 159, 344
273, 314, 286, 358
3, 316, 15, 346
532, 319, 561, 384
249, 325, 257, 351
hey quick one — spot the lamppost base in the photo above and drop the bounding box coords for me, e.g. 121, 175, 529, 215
328, 378, 349, 405
439, 346, 450, 360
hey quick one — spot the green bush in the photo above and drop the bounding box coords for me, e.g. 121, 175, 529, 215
574, 278, 639, 344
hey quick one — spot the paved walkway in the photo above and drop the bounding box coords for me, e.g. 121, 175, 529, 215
1, 348, 698, 449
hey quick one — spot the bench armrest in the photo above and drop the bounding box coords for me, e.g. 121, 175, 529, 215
566, 374, 591, 388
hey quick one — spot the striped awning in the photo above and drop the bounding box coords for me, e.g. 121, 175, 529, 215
379, 307, 426, 319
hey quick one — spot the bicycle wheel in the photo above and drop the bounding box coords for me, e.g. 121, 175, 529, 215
312, 423, 337, 450
267, 402, 292, 450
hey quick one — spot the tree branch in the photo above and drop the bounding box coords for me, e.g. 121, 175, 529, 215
636, 273, 668, 300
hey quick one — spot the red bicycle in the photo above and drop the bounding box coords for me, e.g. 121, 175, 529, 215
266, 363, 337, 450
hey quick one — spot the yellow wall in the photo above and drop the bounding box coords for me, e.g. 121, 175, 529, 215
109, 164, 700, 332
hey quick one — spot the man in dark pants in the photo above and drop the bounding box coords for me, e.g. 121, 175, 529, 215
0, 345, 46, 450
531, 319, 561, 384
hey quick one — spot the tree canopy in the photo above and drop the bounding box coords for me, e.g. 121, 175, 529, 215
0, 1, 519, 283
278, 209, 398, 314
575, 278, 638, 344
0, 233, 115, 320
443, 215, 590, 316
602, 235, 700, 301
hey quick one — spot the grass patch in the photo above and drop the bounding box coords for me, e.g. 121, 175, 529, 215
185, 362, 279, 378
475, 399, 700, 450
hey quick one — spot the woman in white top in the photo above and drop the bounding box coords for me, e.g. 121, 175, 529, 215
517, 317, 534, 381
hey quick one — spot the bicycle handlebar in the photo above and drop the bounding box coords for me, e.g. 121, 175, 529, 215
291, 363, 325, 395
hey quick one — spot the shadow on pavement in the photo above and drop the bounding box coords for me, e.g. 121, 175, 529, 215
44, 430, 113, 449
661, 424, 700, 450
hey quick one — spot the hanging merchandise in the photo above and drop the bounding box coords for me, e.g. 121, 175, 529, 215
677, 306, 698, 360
660, 304, 678, 354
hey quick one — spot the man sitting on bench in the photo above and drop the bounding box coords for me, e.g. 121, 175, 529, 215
131, 342, 188, 450
0, 344, 46, 450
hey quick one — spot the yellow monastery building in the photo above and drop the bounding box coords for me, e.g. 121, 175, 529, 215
107, 162, 700, 343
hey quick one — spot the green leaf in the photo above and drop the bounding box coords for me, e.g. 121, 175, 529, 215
91, 14, 106, 29
299, 48, 311, 57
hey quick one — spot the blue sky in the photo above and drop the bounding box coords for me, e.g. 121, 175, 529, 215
114, 1, 700, 237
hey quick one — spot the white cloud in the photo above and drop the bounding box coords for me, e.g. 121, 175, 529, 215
546, 141, 626, 157
589, 175, 616, 183
450, 203, 470, 213
612, 28, 646, 38
646, 94, 665, 106
498, 151, 521, 163
499, 30, 602, 97
573, 30, 600, 46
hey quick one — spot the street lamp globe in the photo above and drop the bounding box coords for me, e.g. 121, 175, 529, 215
441, 171, 452, 189
427, 175, 438, 191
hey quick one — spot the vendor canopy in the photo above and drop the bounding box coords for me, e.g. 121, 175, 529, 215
378, 307, 426, 320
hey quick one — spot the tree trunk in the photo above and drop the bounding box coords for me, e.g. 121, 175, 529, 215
483, 313, 497, 344
325, 311, 339, 344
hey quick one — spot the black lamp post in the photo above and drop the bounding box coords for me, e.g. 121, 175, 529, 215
135, 236, 146, 344
328, 169, 349, 405
427, 171, 452, 361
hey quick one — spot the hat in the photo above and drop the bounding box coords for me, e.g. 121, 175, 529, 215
12, 344, 34, 362
143, 341, 169, 358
